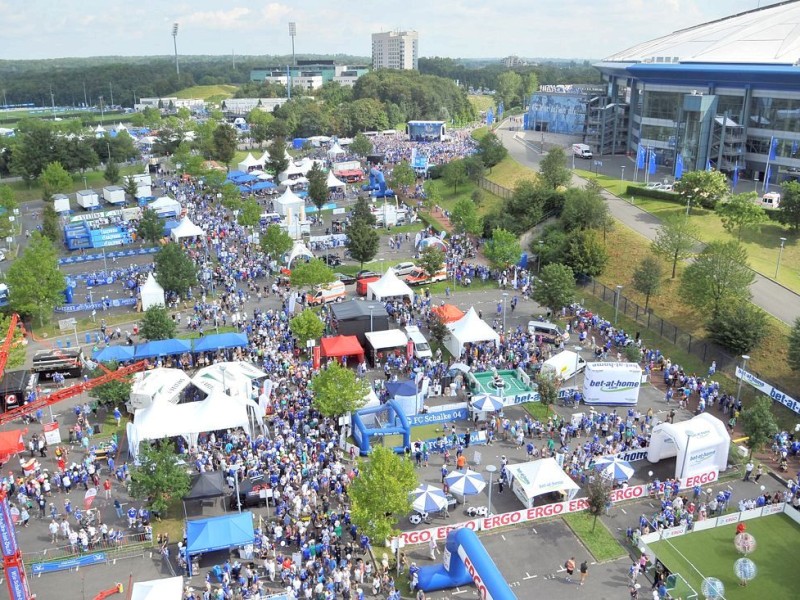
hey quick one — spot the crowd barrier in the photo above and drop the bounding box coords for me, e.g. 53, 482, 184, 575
58, 247, 159, 266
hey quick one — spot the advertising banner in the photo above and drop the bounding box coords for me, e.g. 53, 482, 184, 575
6, 565, 31, 600
583, 362, 642, 406
43, 421, 62, 445
679, 468, 718, 489
736, 367, 800, 415
0, 498, 18, 557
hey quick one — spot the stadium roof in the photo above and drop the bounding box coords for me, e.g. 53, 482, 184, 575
600, 1, 800, 66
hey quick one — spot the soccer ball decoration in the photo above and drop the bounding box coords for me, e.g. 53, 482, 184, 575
734, 558, 757, 585
701, 577, 725, 599
734, 532, 757, 555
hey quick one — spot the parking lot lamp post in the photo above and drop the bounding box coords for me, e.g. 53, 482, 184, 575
735, 355, 750, 405
775, 237, 787, 278
485, 465, 497, 516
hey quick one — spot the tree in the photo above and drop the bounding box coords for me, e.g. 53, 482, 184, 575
237, 199, 261, 228
310, 360, 370, 416
306, 162, 329, 211
104, 160, 120, 185
561, 185, 609, 231
471, 188, 484, 208
290, 309, 325, 347
154, 242, 197, 297
129, 441, 191, 515
584, 474, 614, 532
477, 132, 507, 169
260, 224, 293, 260
707, 301, 768, 354
535, 371, 558, 406
290, 259, 335, 288
346, 219, 380, 268
789, 317, 800, 372
533, 263, 575, 315
563, 229, 608, 277
651, 214, 697, 278
418, 246, 446, 278
427, 314, 449, 346
265, 138, 290, 179
494, 71, 523, 108
390, 161, 416, 193
123, 175, 138, 202
211, 123, 237, 167
351, 196, 377, 226
778, 180, 800, 231
631, 255, 663, 311
740, 397, 779, 454
139, 305, 176, 340
348, 445, 417, 546
90, 362, 133, 407
39, 161, 72, 200
462, 155, 486, 184
350, 133, 373, 158
673, 169, 729, 210
484, 228, 521, 269
7, 233, 65, 325
716, 192, 768, 240
442, 159, 468, 193
41, 204, 61, 244
0, 185, 18, 240
136, 208, 163, 245
539, 148, 571, 190
450, 197, 483, 236
680, 241, 754, 316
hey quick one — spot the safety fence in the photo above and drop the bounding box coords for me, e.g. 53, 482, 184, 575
26, 532, 153, 575
478, 178, 513, 200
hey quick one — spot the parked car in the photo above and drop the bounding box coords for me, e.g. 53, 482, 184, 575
335, 272, 356, 285
645, 182, 663, 190
391, 262, 417, 277
403, 267, 448, 286
322, 254, 342, 266
356, 270, 381, 280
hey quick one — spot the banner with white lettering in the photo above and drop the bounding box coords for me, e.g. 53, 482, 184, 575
736, 367, 800, 415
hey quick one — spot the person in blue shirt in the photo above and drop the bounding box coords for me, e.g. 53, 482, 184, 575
127, 506, 137, 528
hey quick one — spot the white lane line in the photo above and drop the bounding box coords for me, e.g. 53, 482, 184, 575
620, 508, 627, 514
501, 535, 506, 541
531, 528, 537, 534
452, 590, 467, 595
523, 574, 537, 580
557, 567, 566, 572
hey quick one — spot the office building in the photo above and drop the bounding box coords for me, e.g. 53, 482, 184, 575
250, 61, 369, 90
371, 31, 419, 70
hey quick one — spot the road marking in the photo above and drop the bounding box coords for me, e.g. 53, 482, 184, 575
557, 567, 566, 572
452, 590, 467, 595
531, 528, 537, 534
590, 562, 596, 565
501, 535, 506, 541
523, 574, 537, 580
620, 508, 627, 514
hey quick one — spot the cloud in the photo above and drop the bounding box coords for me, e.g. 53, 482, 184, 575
183, 7, 252, 30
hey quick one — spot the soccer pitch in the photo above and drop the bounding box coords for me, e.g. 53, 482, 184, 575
648, 513, 800, 599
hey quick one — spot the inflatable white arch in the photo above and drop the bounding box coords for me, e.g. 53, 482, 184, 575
647, 413, 730, 480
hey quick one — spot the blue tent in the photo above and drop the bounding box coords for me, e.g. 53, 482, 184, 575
386, 380, 418, 397
92, 346, 135, 362
134, 338, 192, 359
232, 174, 258, 184
251, 181, 277, 191
186, 512, 255, 575
193, 332, 249, 353
237, 185, 251, 193
226, 170, 247, 180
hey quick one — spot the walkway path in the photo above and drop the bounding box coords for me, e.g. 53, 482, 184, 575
494, 121, 800, 325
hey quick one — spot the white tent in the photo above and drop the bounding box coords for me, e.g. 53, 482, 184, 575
279, 162, 306, 182
148, 196, 181, 217
129, 368, 191, 410
647, 413, 730, 481
506, 458, 580, 508
286, 242, 314, 267
131, 576, 183, 600
326, 170, 346, 188
444, 307, 500, 358
171, 217, 205, 241
192, 361, 266, 400
367, 269, 414, 303
258, 150, 271, 164
327, 143, 345, 157
140, 273, 166, 311
238, 152, 263, 172
274, 187, 304, 216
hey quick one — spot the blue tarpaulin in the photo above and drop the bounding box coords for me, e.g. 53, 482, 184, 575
232, 174, 258, 184
226, 170, 247, 180
386, 380, 418, 397
92, 346, 135, 362
134, 338, 192, 358
186, 512, 255, 558
251, 181, 276, 191
193, 332, 249, 352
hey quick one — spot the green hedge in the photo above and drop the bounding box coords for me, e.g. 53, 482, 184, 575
625, 184, 683, 204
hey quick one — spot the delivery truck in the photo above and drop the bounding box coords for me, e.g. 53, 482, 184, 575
582, 362, 643, 406
572, 143, 593, 159
541, 350, 586, 381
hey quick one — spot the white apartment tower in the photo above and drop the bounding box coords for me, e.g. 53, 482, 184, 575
371, 30, 419, 70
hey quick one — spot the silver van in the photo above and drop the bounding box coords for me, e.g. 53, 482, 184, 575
527, 321, 569, 343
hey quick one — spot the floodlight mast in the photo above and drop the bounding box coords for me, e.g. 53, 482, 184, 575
172, 22, 180, 76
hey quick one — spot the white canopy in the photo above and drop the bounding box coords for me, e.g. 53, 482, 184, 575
327, 143, 345, 156
647, 413, 730, 480
286, 242, 314, 267
444, 307, 500, 358
192, 361, 266, 400
367, 269, 414, 303
258, 150, 271, 163
238, 152, 264, 172
365, 329, 409, 351
326, 170, 346, 188
148, 196, 181, 217
131, 576, 183, 600
274, 187, 304, 216
129, 368, 191, 410
279, 163, 305, 182
140, 273, 166, 311
506, 458, 580, 508
171, 217, 205, 241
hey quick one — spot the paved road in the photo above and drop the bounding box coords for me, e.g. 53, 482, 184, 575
494, 121, 800, 325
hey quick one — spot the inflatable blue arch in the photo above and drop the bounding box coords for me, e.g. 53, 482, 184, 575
361, 168, 395, 198
417, 528, 516, 599
351, 400, 411, 456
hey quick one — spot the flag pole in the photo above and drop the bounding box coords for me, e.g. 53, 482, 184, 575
763, 136, 774, 193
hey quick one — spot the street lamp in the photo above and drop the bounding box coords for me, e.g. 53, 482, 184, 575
614, 285, 623, 324
485, 464, 497, 516
620, 165, 625, 182
537, 240, 544, 274
502, 292, 508, 333
735, 354, 751, 404
685, 198, 691, 216
775, 237, 787, 278
288, 22, 297, 66
172, 23, 180, 76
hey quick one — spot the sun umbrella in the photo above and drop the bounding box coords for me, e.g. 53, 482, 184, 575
593, 456, 635, 482
410, 484, 448, 513
470, 394, 504, 412
445, 469, 486, 496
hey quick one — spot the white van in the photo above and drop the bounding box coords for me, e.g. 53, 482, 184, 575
305, 281, 346, 306
760, 192, 781, 209
541, 350, 586, 381
528, 321, 569, 343
405, 325, 432, 360
572, 143, 593, 159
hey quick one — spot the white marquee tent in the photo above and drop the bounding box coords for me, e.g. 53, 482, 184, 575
140, 273, 166, 311
279, 163, 306, 182
444, 307, 500, 358
286, 242, 314, 267
192, 361, 266, 400
647, 413, 730, 480
258, 150, 271, 164
148, 196, 181, 218
274, 187, 304, 216
326, 170, 346, 188
170, 217, 205, 241
506, 457, 580, 509
129, 368, 192, 410
327, 143, 345, 157
367, 269, 414, 303
131, 576, 183, 600
237, 152, 264, 172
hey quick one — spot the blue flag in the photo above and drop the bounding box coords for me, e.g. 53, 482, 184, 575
732, 163, 739, 188
765, 165, 772, 192
648, 150, 656, 175
636, 145, 646, 169
675, 154, 684, 180
769, 136, 778, 161
706, 159, 712, 172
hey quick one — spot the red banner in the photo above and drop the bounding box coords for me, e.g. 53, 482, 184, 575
407, 340, 414, 361
312, 345, 321, 370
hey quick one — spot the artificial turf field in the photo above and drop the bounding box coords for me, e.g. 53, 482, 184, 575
649, 513, 800, 598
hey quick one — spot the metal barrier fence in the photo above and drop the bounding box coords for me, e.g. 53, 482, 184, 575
23, 531, 152, 565
478, 178, 513, 200
579, 278, 740, 373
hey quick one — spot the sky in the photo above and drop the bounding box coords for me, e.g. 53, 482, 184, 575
0, 0, 773, 61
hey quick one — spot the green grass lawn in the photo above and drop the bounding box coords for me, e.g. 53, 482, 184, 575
520, 402, 552, 421
425, 179, 504, 218
562, 511, 627, 562
174, 84, 238, 102
7, 164, 143, 203
468, 96, 496, 114
648, 514, 800, 599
